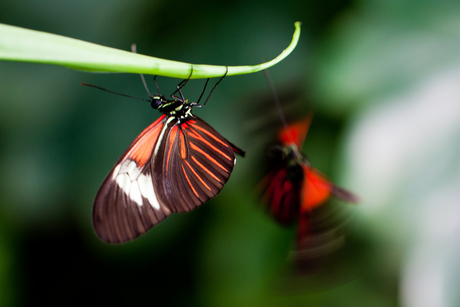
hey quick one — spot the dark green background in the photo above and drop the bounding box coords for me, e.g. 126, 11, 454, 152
1, 0, 459, 306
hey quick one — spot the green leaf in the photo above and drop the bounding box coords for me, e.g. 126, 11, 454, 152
0, 22, 301, 79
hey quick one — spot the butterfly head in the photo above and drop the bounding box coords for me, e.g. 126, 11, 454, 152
150, 95, 168, 109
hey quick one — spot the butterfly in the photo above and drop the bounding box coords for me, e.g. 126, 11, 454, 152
259, 115, 359, 267
85, 71, 245, 244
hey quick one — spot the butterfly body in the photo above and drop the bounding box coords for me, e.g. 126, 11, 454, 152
92, 78, 244, 244
260, 117, 358, 243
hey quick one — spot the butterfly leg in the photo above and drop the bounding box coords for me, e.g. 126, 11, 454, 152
171, 67, 194, 100
195, 78, 210, 105
201, 66, 228, 107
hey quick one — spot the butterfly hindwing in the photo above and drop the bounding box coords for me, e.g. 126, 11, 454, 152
261, 166, 302, 225
154, 115, 237, 213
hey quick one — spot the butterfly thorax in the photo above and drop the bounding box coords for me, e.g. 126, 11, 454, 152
282, 145, 309, 165
278, 145, 310, 181
151, 95, 195, 120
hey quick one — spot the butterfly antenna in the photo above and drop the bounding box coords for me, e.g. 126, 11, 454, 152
81, 83, 150, 102
153, 76, 162, 96
131, 44, 152, 96
263, 69, 296, 145
140, 74, 151, 96
201, 66, 228, 107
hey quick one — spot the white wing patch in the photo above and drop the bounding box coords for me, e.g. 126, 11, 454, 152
137, 173, 160, 210
129, 181, 143, 206
116, 173, 131, 202
113, 159, 160, 210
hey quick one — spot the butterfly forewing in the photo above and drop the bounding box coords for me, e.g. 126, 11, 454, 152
154, 116, 236, 213
93, 115, 172, 243
300, 166, 333, 212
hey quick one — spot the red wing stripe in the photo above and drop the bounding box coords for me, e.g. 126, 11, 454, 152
191, 155, 221, 182
166, 126, 179, 171
187, 130, 232, 162
191, 124, 229, 148
189, 143, 228, 172
179, 129, 187, 159
181, 164, 199, 198
169, 159, 190, 211
184, 160, 211, 191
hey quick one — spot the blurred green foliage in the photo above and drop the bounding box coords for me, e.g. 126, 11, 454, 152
0, 0, 459, 306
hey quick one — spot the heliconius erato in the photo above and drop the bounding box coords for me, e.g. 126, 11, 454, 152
84, 71, 245, 244
259, 115, 359, 265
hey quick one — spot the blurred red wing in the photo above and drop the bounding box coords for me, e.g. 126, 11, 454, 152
294, 166, 359, 268
301, 166, 361, 212
93, 115, 172, 244
331, 185, 361, 203
278, 115, 312, 147
153, 116, 239, 213
260, 166, 301, 224
300, 166, 333, 213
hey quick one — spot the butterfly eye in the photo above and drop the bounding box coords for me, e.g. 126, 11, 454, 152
150, 96, 163, 109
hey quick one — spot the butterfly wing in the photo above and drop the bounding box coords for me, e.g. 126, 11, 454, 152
300, 166, 333, 212
294, 165, 360, 270
301, 166, 360, 214
277, 115, 313, 148
153, 115, 239, 213
259, 164, 302, 225
93, 114, 244, 243
93, 115, 172, 244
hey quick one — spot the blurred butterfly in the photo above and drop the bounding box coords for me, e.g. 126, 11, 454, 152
259, 115, 359, 269
83, 69, 245, 243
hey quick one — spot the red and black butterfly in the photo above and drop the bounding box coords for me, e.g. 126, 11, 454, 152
84, 71, 245, 243
259, 115, 358, 264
